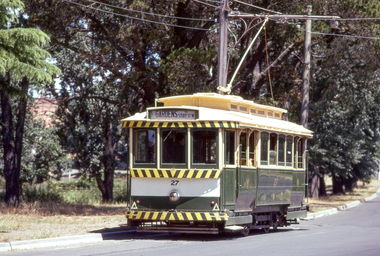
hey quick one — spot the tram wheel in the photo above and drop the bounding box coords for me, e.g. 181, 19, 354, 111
242, 226, 250, 237
262, 227, 270, 233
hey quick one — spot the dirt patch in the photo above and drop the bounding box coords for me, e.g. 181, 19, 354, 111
0, 202, 127, 242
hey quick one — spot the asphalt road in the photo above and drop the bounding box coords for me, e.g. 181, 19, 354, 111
3, 196, 380, 256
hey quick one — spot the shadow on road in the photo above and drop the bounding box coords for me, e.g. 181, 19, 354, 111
90, 226, 309, 242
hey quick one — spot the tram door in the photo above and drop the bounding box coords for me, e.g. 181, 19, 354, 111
223, 130, 237, 209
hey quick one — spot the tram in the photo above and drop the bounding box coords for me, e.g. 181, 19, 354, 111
123, 92, 312, 235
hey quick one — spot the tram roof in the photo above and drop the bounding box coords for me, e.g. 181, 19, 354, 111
156, 92, 288, 114
122, 93, 312, 137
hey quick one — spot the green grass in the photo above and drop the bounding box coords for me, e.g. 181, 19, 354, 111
23, 184, 63, 202
19, 179, 130, 204
60, 189, 102, 204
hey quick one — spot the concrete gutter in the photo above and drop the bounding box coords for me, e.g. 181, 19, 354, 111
305, 188, 380, 220
0, 233, 102, 252
1, 189, 379, 252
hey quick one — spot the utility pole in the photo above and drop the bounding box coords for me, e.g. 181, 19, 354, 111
300, 5, 312, 129
217, 0, 229, 94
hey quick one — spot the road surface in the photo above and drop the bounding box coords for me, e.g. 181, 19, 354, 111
3, 196, 380, 256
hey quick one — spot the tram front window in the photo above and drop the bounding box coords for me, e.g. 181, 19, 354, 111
134, 129, 155, 163
162, 129, 186, 164
193, 130, 217, 164
225, 131, 235, 165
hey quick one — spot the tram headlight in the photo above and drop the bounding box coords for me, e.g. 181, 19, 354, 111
169, 191, 180, 203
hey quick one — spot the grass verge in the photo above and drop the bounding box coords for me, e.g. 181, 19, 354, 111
308, 178, 380, 212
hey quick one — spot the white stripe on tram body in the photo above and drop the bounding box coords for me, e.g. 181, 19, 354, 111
131, 177, 221, 198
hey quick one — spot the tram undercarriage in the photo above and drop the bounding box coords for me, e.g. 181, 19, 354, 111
127, 205, 306, 236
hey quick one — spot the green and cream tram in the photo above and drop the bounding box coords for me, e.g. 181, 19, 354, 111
123, 93, 312, 235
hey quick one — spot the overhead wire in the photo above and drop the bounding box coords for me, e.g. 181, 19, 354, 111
193, 0, 219, 9
83, 0, 210, 21
63, 0, 212, 31
233, 0, 281, 14
268, 17, 380, 40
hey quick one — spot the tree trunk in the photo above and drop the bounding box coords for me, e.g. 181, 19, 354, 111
343, 178, 357, 192
95, 171, 114, 203
95, 117, 115, 203
332, 176, 345, 194
1, 78, 29, 206
319, 175, 327, 196
1, 89, 19, 206
309, 173, 320, 198
15, 78, 29, 179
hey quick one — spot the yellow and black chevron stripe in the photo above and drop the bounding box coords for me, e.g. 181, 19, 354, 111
131, 169, 221, 179
122, 121, 239, 129
126, 211, 228, 222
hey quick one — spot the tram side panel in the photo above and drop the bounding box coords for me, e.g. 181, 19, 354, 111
130, 176, 221, 211
256, 168, 292, 207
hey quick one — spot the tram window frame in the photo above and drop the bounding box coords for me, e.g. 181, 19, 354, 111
191, 129, 218, 169
269, 133, 277, 165
297, 139, 303, 168
294, 137, 300, 168
161, 128, 187, 168
239, 132, 247, 166
225, 130, 235, 165
260, 132, 268, 165
248, 132, 256, 167
286, 135, 293, 167
133, 128, 156, 167
278, 135, 285, 166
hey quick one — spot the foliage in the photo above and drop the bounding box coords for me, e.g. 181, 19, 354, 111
308, 26, 380, 193
0, 0, 61, 206
20, 0, 380, 196
22, 183, 62, 202
21, 111, 72, 184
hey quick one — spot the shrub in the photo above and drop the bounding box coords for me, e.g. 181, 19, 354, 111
23, 184, 62, 202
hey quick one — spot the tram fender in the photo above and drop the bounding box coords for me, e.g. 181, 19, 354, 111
225, 215, 253, 226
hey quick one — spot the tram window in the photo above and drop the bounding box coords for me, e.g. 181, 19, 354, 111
134, 129, 156, 164
298, 140, 303, 168
162, 129, 186, 164
269, 133, 277, 165
193, 130, 217, 164
286, 136, 293, 167
278, 135, 285, 166
249, 133, 255, 167
260, 132, 268, 165
240, 133, 247, 165
225, 131, 235, 165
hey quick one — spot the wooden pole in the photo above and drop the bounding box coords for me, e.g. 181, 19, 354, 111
300, 5, 312, 128
217, 0, 228, 94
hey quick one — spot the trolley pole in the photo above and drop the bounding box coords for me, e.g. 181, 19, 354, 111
300, 5, 312, 129
217, 0, 229, 94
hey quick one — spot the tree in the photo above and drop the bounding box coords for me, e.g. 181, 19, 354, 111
21, 0, 222, 202
22, 0, 380, 198
0, 0, 60, 205
308, 6, 380, 194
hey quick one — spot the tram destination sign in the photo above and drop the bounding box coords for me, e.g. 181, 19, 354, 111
150, 109, 197, 120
